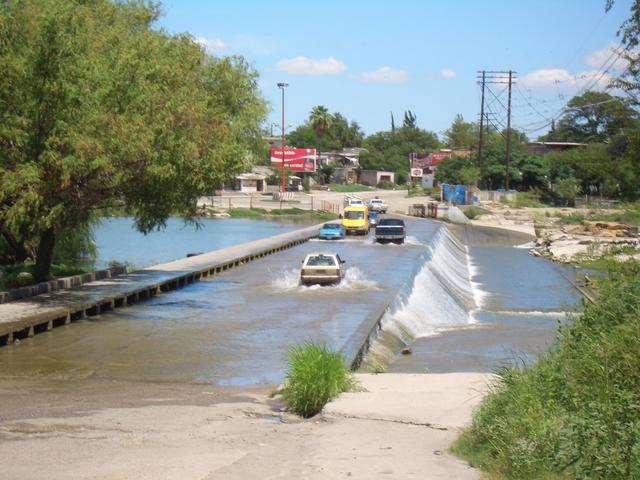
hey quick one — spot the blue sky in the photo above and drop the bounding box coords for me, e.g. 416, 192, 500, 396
158, 0, 634, 140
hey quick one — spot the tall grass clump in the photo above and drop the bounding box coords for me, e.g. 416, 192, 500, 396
453, 260, 640, 479
282, 341, 355, 418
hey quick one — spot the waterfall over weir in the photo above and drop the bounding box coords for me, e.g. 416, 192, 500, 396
362, 225, 483, 370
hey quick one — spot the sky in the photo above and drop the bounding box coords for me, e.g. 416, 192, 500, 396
158, 0, 635, 140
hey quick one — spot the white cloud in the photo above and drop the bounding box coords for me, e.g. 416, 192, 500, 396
274, 56, 347, 75
195, 37, 227, 53
520, 68, 611, 90
585, 43, 629, 72
440, 68, 456, 79
359, 66, 409, 84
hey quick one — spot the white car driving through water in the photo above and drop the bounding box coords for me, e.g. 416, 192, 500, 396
300, 252, 346, 286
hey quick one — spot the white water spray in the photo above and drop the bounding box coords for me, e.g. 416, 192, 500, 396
365, 226, 487, 365
270, 267, 381, 293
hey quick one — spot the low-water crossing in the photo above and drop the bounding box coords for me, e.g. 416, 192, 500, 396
0, 217, 580, 386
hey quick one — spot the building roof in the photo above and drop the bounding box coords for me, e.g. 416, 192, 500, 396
236, 173, 266, 180
529, 142, 586, 147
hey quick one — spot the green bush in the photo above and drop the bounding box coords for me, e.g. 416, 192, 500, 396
377, 181, 395, 190
461, 206, 483, 220
510, 190, 550, 208
453, 260, 640, 479
282, 341, 355, 418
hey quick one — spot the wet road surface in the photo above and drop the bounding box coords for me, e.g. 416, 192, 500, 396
0, 218, 439, 386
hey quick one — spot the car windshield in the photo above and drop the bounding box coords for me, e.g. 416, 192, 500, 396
306, 255, 337, 267
323, 223, 341, 229
344, 211, 364, 220
369, 212, 378, 218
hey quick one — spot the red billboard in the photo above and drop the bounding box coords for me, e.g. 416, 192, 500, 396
429, 151, 453, 166
410, 152, 430, 170
410, 151, 453, 173
271, 148, 317, 173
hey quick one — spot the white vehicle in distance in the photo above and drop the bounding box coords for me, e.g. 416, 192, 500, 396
343, 195, 365, 208
368, 197, 388, 213
300, 252, 346, 286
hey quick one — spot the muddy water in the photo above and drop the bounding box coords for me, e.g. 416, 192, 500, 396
0, 219, 439, 386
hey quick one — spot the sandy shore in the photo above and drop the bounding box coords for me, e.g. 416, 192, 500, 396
0, 373, 491, 479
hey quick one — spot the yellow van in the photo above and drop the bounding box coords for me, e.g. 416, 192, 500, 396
342, 205, 369, 235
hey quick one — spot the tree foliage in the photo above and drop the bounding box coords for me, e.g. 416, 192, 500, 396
309, 105, 332, 137
402, 110, 417, 129
287, 109, 364, 151
361, 126, 440, 183
443, 114, 478, 149
0, 0, 267, 280
541, 91, 639, 143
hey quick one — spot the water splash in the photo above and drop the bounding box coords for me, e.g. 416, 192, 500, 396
270, 267, 380, 292
363, 226, 486, 368
362, 235, 423, 247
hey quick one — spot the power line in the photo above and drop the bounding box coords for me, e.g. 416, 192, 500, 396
477, 70, 516, 189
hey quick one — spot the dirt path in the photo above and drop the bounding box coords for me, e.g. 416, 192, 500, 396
0, 373, 490, 479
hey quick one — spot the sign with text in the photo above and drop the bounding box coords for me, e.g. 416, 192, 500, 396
428, 151, 453, 166
410, 168, 423, 177
410, 150, 453, 170
410, 152, 430, 170
271, 148, 317, 173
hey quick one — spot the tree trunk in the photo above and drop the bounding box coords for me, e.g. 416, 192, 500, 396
0, 226, 29, 263
34, 227, 56, 282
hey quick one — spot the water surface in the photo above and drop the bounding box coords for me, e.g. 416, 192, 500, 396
93, 217, 305, 269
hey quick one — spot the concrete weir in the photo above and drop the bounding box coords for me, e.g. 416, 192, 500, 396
0, 224, 321, 347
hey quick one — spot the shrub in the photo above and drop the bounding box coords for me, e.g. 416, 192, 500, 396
282, 341, 355, 418
461, 206, 482, 220
453, 260, 640, 479
510, 190, 549, 208
377, 181, 395, 190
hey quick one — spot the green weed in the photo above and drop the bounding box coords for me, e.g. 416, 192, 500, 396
281, 341, 355, 418
454, 260, 640, 479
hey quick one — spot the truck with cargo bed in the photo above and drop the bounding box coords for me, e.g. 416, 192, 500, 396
375, 218, 406, 244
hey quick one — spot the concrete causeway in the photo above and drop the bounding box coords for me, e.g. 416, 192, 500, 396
0, 224, 321, 346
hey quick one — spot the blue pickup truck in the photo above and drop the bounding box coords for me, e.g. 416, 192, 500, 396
375, 218, 406, 244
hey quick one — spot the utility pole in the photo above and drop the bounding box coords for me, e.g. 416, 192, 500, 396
505, 70, 513, 191
277, 82, 289, 194
476, 70, 516, 191
477, 70, 486, 175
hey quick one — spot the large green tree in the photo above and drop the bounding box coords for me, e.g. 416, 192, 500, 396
309, 105, 332, 137
0, 0, 267, 281
361, 126, 440, 183
541, 91, 639, 143
287, 109, 364, 151
443, 114, 478, 149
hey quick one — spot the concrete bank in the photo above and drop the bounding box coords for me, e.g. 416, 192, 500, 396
0, 224, 321, 347
342, 215, 435, 370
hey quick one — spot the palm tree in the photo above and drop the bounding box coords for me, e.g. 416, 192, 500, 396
310, 105, 333, 137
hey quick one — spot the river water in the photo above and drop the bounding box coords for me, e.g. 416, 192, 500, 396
0, 218, 581, 386
93, 217, 306, 269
